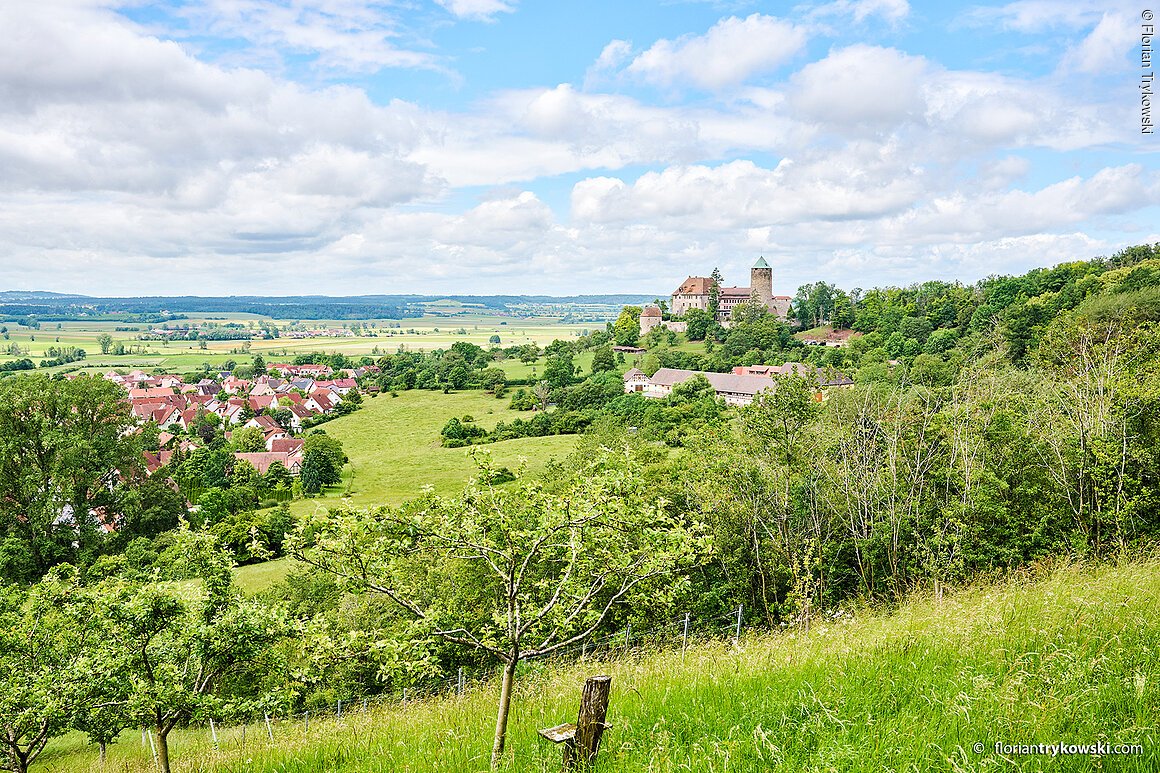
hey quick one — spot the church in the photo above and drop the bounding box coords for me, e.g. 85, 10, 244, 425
645, 258, 792, 334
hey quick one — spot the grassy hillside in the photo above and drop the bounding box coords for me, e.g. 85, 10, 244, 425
41, 556, 1160, 772
291, 389, 576, 514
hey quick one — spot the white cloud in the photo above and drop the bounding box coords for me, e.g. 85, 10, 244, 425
592, 39, 633, 72
168, 0, 448, 74
625, 14, 807, 90
959, 1, 1108, 33
434, 0, 516, 21
789, 45, 927, 128
1060, 12, 1139, 73
804, 0, 910, 25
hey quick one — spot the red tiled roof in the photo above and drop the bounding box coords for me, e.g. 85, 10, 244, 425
233, 452, 302, 475
270, 438, 305, 454
674, 276, 714, 295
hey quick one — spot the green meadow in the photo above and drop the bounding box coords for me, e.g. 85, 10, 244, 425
292, 388, 578, 514
39, 555, 1160, 772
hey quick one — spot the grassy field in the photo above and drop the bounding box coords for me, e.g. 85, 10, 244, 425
0, 312, 600, 373
290, 389, 577, 516
233, 558, 293, 595
39, 555, 1160, 772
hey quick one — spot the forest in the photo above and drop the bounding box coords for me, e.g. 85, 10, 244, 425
0, 244, 1158, 772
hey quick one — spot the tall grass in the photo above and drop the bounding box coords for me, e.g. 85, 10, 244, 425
39, 556, 1160, 772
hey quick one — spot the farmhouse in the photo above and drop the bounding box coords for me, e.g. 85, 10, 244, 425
625, 363, 853, 406
628, 367, 777, 407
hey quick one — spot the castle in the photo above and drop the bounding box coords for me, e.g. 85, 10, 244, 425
641, 258, 793, 334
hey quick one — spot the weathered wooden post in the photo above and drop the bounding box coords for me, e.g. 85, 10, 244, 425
538, 675, 613, 771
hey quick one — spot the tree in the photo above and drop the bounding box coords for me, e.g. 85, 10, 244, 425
292, 449, 707, 769
301, 433, 345, 494
517, 344, 540, 364
269, 407, 294, 431
489, 334, 501, 345
0, 375, 138, 581
264, 461, 293, 491
97, 334, 114, 355
0, 567, 103, 773
230, 426, 266, 453
97, 530, 290, 773
590, 345, 615, 373
708, 268, 723, 319
479, 367, 506, 393
683, 308, 713, 341
543, 352, 576, 390
611, 307, 641, 347
533, 380, 552, 412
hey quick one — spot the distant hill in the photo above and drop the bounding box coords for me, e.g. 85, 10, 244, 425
0, 292, 660, 321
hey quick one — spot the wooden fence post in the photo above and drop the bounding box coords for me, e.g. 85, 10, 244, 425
538, 675, 613, 772
570, 675, 612, 769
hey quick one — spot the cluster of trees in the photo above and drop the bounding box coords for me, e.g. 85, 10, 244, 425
369, 335, 613, 395
0, 358, 34, 373
0, 530, 291, 773
446, 371, 727, 448
39, 346, 86, 368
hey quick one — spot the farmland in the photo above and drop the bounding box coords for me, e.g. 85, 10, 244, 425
0, 306, 605, 375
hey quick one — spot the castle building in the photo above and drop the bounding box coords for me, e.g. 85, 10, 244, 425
670, 258, 792, 322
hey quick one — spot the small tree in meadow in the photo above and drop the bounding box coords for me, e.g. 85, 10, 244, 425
292, 449, 708, 769
0, 567, 103, 773
96, 529, 291, 773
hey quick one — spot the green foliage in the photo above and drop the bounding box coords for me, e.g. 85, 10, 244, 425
682, 307, 713, 341
301, 433, 345, 494
590, 345, 615, 373
0, 374, 139, 581
94, 529, 292, 773
230, 426, 266, 452
0, 566, 103, 773
541, 351, 576, 390
440, 416, 487, 447
611, 306, 641, 347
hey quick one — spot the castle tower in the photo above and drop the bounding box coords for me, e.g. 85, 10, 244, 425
639, 304, 663, 335
751, 256, 773, 307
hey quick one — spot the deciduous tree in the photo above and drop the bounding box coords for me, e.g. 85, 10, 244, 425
292, 449, 708, 769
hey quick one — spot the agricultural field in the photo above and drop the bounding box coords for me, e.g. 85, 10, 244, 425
38, 556, 1160, 772
289, 388, 578, 514
0, 307, 602, 374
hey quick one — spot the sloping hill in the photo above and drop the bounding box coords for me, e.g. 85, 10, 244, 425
44, 557, 1160, 772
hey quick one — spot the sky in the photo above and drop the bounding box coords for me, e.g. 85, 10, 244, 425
1, 0, 1157, 298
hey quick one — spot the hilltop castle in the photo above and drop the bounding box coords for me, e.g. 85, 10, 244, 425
641, 258, 793, 334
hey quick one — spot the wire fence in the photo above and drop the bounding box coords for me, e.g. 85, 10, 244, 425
137, 605, 760, 759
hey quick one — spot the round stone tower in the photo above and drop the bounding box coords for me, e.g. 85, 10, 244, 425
751, 256, 773, 307
639, 304, 663, 335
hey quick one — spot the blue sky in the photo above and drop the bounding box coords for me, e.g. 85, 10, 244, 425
0, 0, 1156, 297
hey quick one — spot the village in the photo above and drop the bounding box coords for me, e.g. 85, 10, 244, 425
91, 363, 376, 480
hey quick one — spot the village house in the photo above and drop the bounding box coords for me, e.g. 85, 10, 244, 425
625, 362, 852, 406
